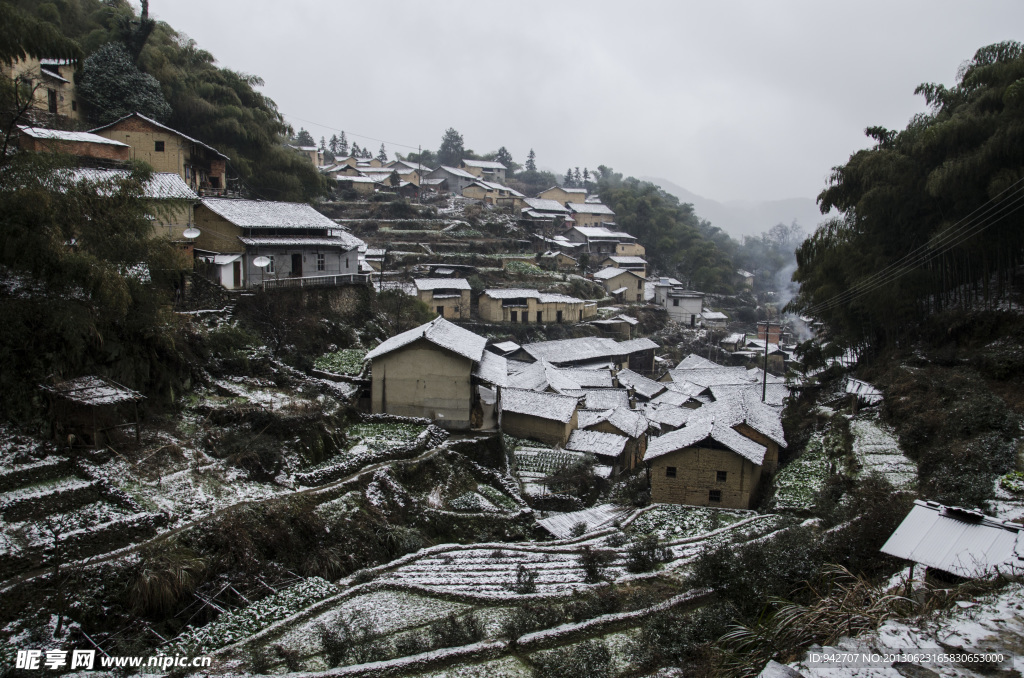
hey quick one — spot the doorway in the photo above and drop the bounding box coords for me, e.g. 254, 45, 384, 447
291, 253, 302, 277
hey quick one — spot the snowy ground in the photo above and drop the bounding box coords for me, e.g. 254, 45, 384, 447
849, 415, 917, 490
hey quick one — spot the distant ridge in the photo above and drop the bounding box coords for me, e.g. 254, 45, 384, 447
641, 176, 829, 239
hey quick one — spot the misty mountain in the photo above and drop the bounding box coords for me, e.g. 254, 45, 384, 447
641, 176, 829, 240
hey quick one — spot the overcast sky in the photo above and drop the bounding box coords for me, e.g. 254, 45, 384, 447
149, 1, 1022, 204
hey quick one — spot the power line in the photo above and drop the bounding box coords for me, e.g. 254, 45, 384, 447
802, 180, 1024, 315
281, 112, 424, 151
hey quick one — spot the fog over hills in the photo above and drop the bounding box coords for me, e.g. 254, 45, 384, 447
642, 176, 831, 240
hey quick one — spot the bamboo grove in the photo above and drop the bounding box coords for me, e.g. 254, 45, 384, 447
790, 41, 1024, 346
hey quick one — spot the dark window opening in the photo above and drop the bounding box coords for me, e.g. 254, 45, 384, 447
536, 311, 543, 323
437, 306, 444, 316
510, 311, 518, 322
556, 310, 563, 323
155, 141, 165, 152
709, 490, 722, 502
673, 299, 679, 307
665, 466, 676, 478
47, 89, 57, 114
716, 471, 727, 482
71, 100, 77, 112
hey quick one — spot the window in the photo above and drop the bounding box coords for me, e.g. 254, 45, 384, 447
71, 100, 77, 112
716, 471, 727, 482
437, 306, 444, 316
536, 311, 543, 323
265, 255, 275, 273
556, 310, 563, 323
709, 490, 722, 502
665, 466, 676, 478
510, 311, 518, 323
47, 89, 57, 114
316, 253, 325, 271
155, 141, 165, 152
638, 279, 642, 289
673, 298, 679, 306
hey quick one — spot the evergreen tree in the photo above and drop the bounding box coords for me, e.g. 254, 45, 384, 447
564, 168, 574, 187
295, 128, 315, 147
574, 167, 582, 186
328, 134, 339, 155
362, 147, 372, 159
525, 149, 537, 172
495, 146, 513, 170
583, 167, 590, 188
438, 127, 465, 167
77, 42, 171, 125
377, 143, 388, 162
350, 141, 361, 158
339, 131, 349, 157
319, 136, 327, 153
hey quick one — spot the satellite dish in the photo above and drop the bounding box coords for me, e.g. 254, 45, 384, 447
253, 256, 271, 268
182, 227, 200, 239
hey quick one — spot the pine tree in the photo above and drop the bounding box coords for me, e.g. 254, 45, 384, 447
574, 167, 582, 186
329, 134, 339, 155
525, 149, 537, 172
564, 168, 574, 187
350, 141, 361, 158
438, 128, 465, 167
495, 146, 513, 169
339, 131, 349, 157
296, 128, 315, 147
363, 147, 372, 159
583, 167, 590, 186
377, 143, 388, 162
319, 137, 327, 153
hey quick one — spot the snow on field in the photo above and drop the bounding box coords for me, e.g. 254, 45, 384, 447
417, 655, 531, 678
538, 504, 632, 538
849, 416, 917, 489
627, 504, 749, 540
772, 432, 831, 511
274, 589, 472, 658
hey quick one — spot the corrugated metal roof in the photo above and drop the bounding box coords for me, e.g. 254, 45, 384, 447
880, 500, 1024, 578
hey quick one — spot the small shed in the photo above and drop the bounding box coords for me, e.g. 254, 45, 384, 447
44, 376, 144, 447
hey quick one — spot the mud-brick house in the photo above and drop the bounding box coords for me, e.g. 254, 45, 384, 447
568, 202, 615, 228
538, 185, 588, 206
1, 57, 80, 121
414, 278, 471, 320
365, 317, 507, 430
425, 166, 477, 195
18, 126, 130, 163
499, 388, 579, 446
90, 113, 228, 196
593, 267, 645, 302
460, 159, 507, 183
579, 407, 649, 472
567, 429, 630, 476
599, 255, 648, 277
193, 198, 365, 290
478, 289, 591, 324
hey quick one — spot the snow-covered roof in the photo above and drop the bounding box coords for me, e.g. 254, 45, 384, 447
365, 316, 487, 363
568, 202, 615, 215
666, 366, 754, 388
461, 159, 506, 170
491, 341, 520, 355
19, 126, 130, 146
508, 360, 583, 394
645, 415, 767, 465
237, 236, 361, 248
431, 165, 477, 180
542, 185, 587, 195
702, 311, 728, 321
881, 500, 1024, 578
482, 289, 585, 304
846, 377, 883, 405
603, 255, 647, 265
523, 197, 570, 212
473, 350, 508, 387
572, 226, 622, 240
593, 267, 642, 281
558, 368, 614, 388
737, 269, 754, 277
667, 288, 705, 298
90, 112, 227, 159
201, 198, 359, 240
66, 168, 198, 200
537, 504, 631, 539
722, 333, 747, 346
45, 376, 144, 406
616, 369, 666, 400
522, 336, 658, 365
335, 175, 380, 183
567, 429, 628, 459
644, 404, 692, 428
583, 388, 630, 410
500, 388, 579, 423
414, 278, 471, 291
582, 406, 649, 439
677, 354, 721, 370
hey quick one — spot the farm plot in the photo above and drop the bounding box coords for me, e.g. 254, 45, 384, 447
513, 446, 586, 497
314, 348, 367, 376
771, 432, 831, 511
849, 416, 917, 489
626, 504, 748, 540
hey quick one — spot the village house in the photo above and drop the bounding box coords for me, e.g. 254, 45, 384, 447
90, 113, 229, 196
578, 407, 649, 471
656, 283, 705, 326
735, 269, 755, 290
538, 185, 588, 205
567, 429, 630, 476
193, 198, 365, 290
567, 202, 616, 228
478, 289, 592, 324
539, 250, 578, 271
515, 336, 659, 375
460, 159, 507, 183
599, 255, 648, 277
365, 317, 506, 430
287, 144, 322, 167
615, 240, 646, 257
18, 126, 131, 163
565, 226, 638, 256
721, 333, 747, 353
335, 175, 381, 196
591, 314, 639, 340
521, 197, 573, 231
593, 267, 646, 302
499, 388, 579, 446
645, 415, 769, 510
424, 166, 477, 195
701, 310, 728, 330
2, 56, 80, 121
462, 181, 524, 210
389, 159, 434, 174
414, 278, 471, 320
757, 321, 783, 345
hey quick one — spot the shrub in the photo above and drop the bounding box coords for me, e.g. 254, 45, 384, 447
534, 639, 612, 678
624, 533, 672, 573
393, 630, 429, 657
510, 563, 537, 594
429, 613, 484, 648
569, 521, 587, 538
578, 545, 615, 583
317, 610, 379, 667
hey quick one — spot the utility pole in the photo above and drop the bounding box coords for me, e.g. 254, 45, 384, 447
761, 317, 777, 403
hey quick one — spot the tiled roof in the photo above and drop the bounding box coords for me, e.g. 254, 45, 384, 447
559, 369, 614, 388
414, 278, 471, 291
645, 415, 766, 465
238, 236, 361, 248
616, 369, 666, 400
666, 366, 754, 388
431, 165, 477, 180
508, 360, 582, 394
491, 341, 520, 355
677, 354, 720, 370
67, 168, 197, 200
568, 202, 615, 215
583, 388, 630, 410
19, 126, 129, 146
523, 197, 570, 212
461, 159, 506, 169
603, 255, 647, 265
482, 289, 585, 304
522, 336, 658, 365
90, 112, 227, 159
365, 316, 487, 363
541, 185, 586, 195
567, 429, 628, 460
500, 387, 579, 423
582, 406, 648, 439
617, 338, 659, 353
594, 267, 642, 281
473, 351, 507, 387
644, 404, 692, 428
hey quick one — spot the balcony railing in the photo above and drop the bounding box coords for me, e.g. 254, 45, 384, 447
260, 273, 370, 291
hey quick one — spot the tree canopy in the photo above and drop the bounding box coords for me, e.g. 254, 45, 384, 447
77, 41, 171, 124
791, 41, 1024, 345
437, 127, 464, 167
